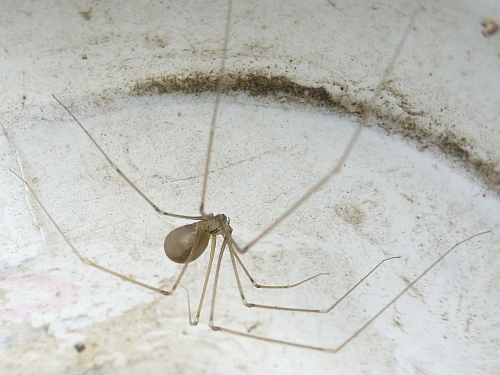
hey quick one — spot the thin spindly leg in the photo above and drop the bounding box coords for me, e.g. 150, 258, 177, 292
238, 8, 420, 255
198, 0, 233, 216
52, 95, 206, 222
185, 235, 218, 326
209, 231, 490, 352
208, 236, 330, 351
229, 239, 399, 313
232, 247, 329, 289
11, 169, 204, 296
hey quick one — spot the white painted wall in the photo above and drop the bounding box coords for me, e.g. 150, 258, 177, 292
1, 1, 499, 374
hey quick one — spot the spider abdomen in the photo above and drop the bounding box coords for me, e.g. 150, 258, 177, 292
164, 222, 211, 264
